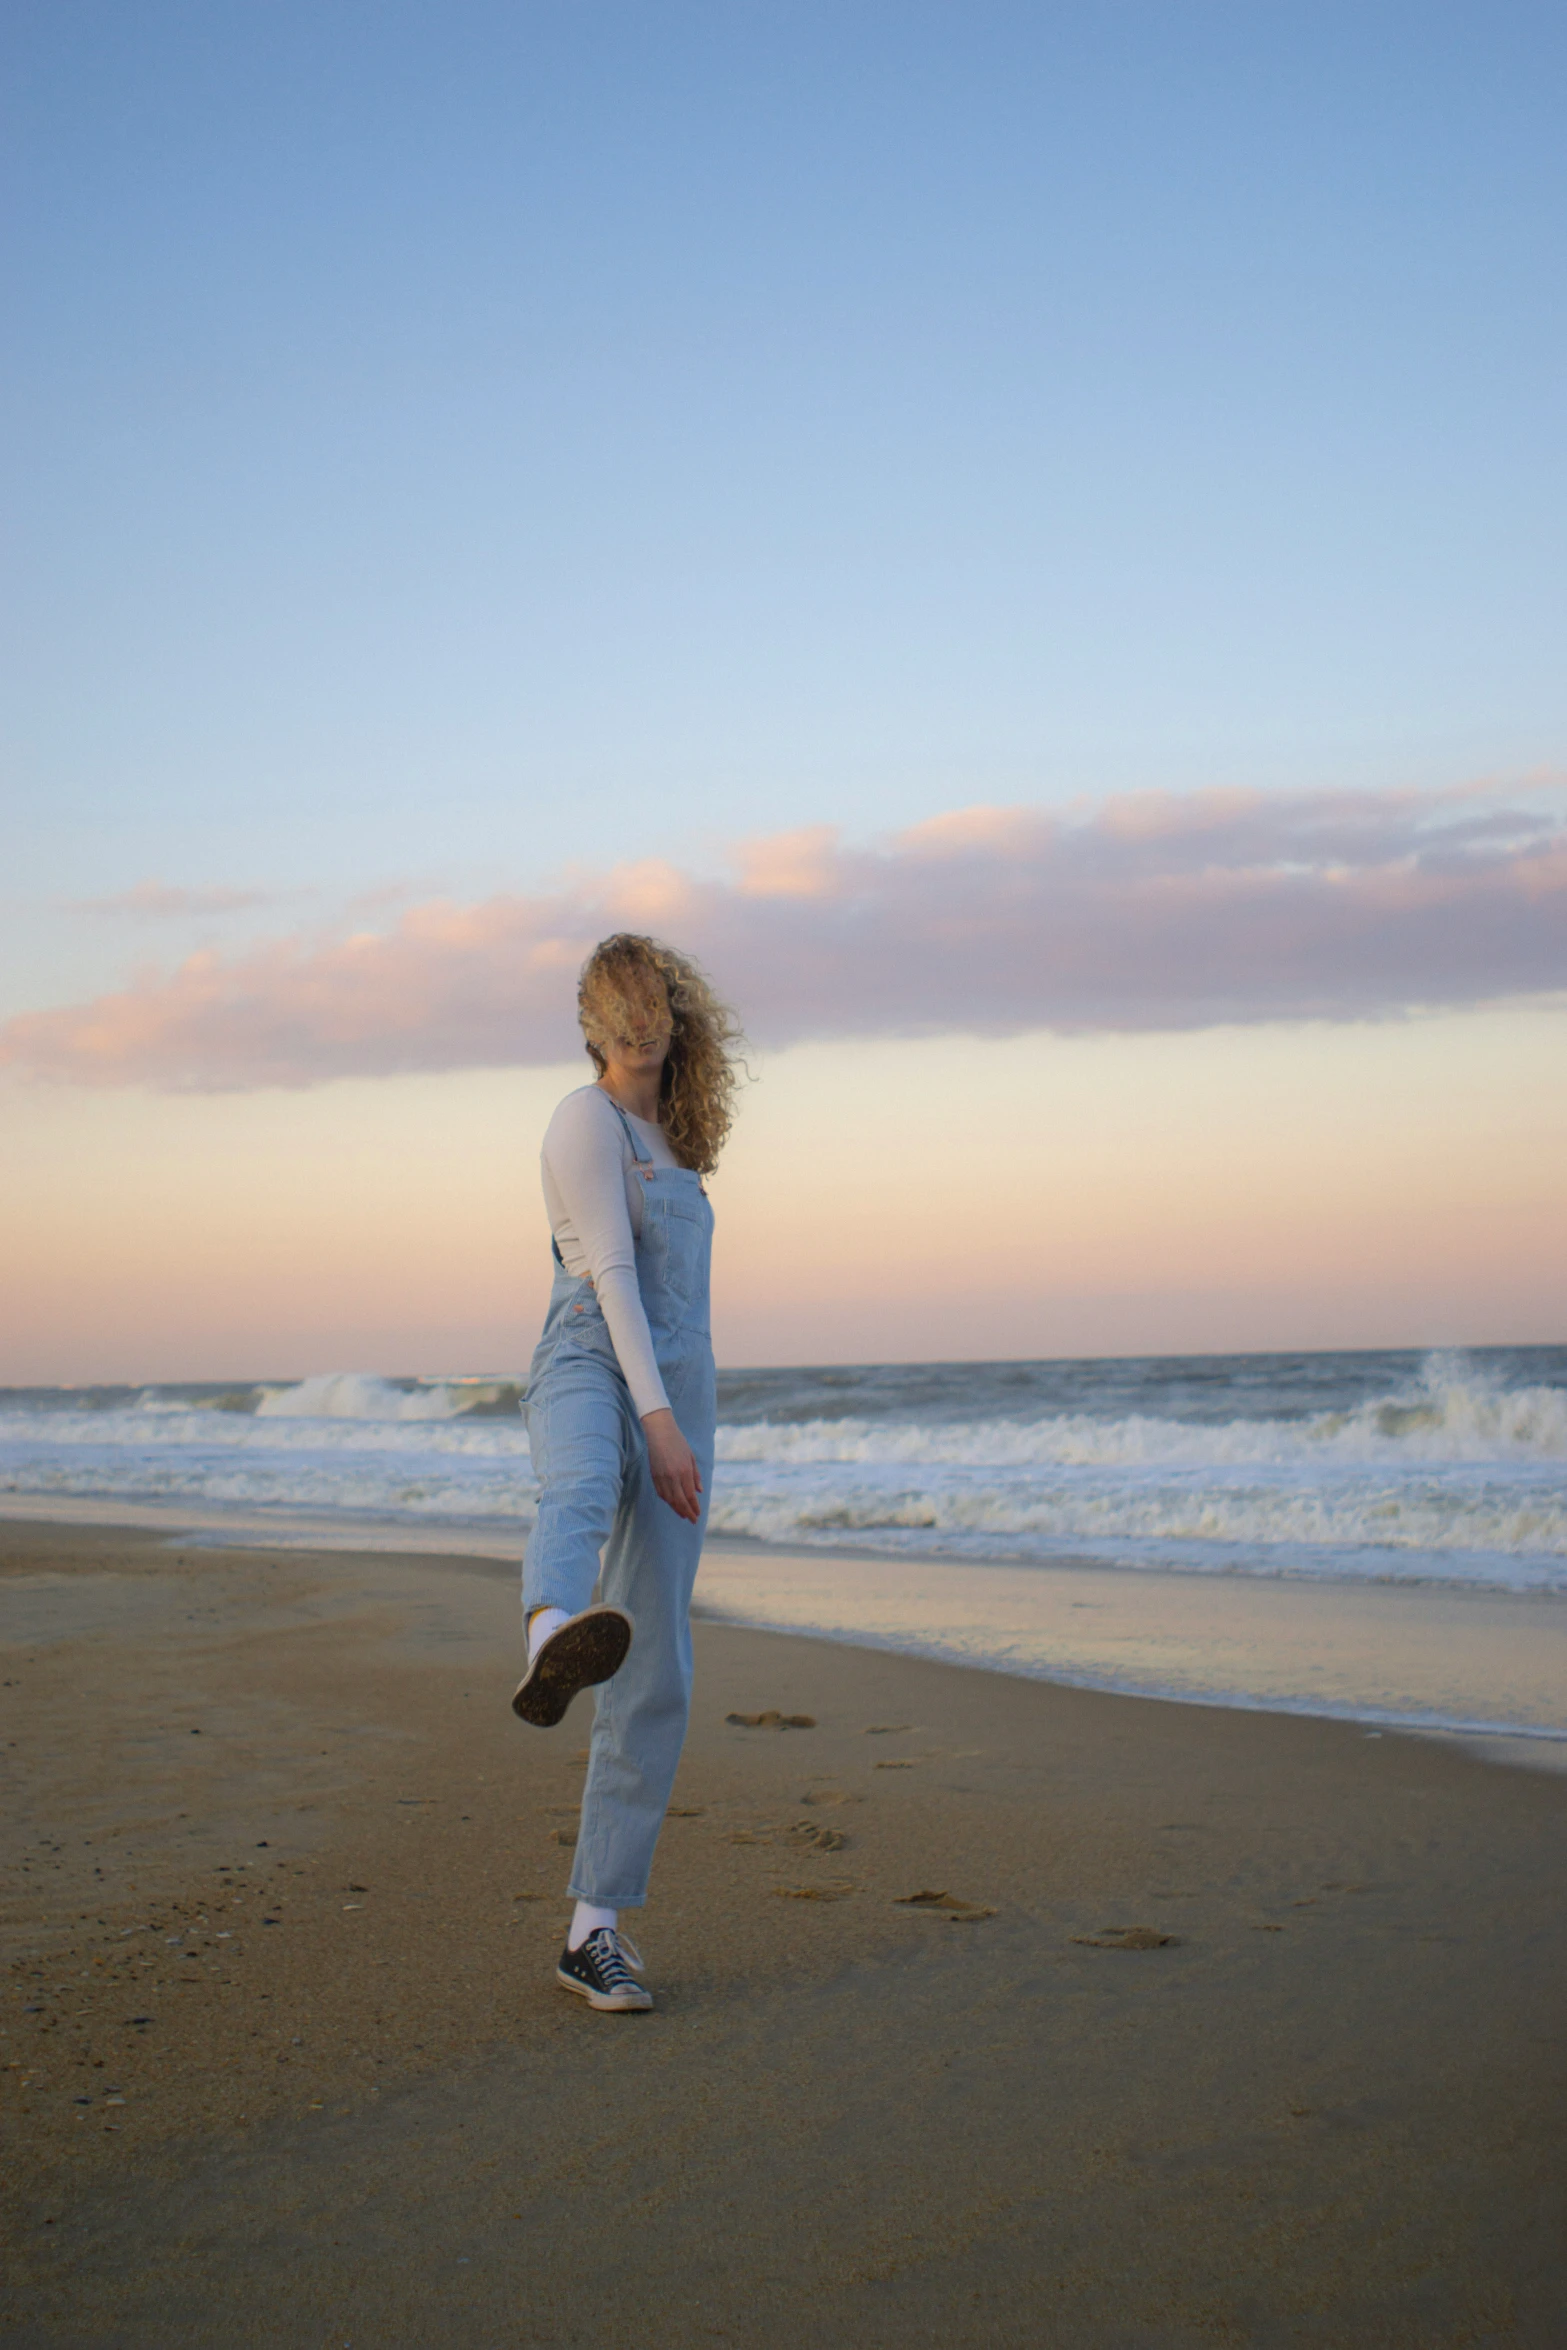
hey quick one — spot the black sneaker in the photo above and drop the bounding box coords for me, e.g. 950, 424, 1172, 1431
556, 1928, 654, 2012
511, 1606, 633, 1727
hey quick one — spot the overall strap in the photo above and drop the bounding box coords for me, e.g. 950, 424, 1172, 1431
600, 1088, 652, 1166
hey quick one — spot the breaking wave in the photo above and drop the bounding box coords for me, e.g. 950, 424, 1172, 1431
255, 1373, 524, 1421
713, 1358, 1567, 1470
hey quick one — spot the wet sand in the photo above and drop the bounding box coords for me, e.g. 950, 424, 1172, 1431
2, 1516, 1564, 2346
694, 1539, 1567, 1741
14, 1495, 1563, 1746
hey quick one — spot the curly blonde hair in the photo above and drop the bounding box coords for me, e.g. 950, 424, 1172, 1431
577, 934, 744, 1175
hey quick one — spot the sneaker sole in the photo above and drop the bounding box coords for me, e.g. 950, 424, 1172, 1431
512, 1607, 633, 1727
555, 1966, 654, 2013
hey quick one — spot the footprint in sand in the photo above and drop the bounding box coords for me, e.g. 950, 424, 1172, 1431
864, 1725, 911, 1735
799, 1788, 861, 1807
512, 1891, 547, 1903
1071, 1925, 1179, 1950
548, 1827, 577, 1847
773, 1881, 856, 1902
666, 1806, 705, 1818
874, 1758, 918, 1770
895, 1890, 997, 1922
725, 1710, 816, 1729
730, 1819, 846, 1851
788, 1820, 847, 1852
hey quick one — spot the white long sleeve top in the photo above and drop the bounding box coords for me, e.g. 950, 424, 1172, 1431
539, 1085, 681, 1419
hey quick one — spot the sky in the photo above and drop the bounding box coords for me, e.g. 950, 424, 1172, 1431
3, 0, 1565, 1379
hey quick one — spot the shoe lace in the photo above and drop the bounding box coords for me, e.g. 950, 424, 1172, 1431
587, 1928, 644, 1986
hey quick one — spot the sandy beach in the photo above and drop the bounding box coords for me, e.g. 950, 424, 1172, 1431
3, 1515, 1564, 2346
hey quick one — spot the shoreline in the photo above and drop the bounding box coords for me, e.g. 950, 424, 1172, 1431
2, 1495, 1564, 1759
2, 1513, 1563, 2344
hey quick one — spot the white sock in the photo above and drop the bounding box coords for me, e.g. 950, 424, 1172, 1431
568, 1901, 617, 1951
527, 1605, 569, 1662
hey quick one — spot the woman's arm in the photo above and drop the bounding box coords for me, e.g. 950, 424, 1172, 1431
542, 1090, 670, 1421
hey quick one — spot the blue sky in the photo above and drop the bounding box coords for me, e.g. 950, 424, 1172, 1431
4, 2, 1566, 1375
7, 1, 1565, 1010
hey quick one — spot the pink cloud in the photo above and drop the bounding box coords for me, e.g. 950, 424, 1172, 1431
734, 825, 841, 899
7, 780, 1565, 1091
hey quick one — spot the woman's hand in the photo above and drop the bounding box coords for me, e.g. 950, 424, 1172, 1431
641, 1408, 704, 1523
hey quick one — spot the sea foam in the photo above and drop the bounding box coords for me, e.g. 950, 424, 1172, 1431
2, 1348, 1563, 1591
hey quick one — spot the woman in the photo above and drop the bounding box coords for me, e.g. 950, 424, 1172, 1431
513, 932, 742, 2013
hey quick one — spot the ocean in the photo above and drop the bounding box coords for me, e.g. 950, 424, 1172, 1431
2, 1344, 1563, 1593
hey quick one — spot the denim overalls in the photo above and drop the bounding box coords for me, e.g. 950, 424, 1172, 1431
522, 1099, 716, 1910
